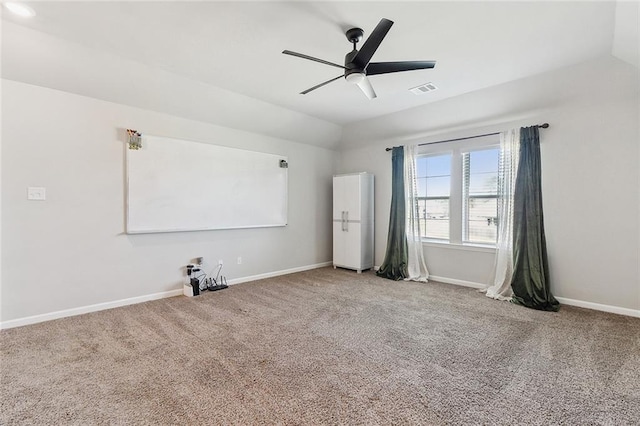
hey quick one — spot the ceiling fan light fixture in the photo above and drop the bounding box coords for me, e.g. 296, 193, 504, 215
345, 72, 365, 84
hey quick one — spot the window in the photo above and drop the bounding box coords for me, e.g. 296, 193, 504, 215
463, 148, 499, 244
415, 154, 451, 240
415, 136, 500, 247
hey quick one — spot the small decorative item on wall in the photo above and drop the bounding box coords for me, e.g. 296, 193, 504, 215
126, 129, 142, 150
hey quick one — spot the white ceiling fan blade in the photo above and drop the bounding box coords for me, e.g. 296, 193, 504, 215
356, 76, 377, 99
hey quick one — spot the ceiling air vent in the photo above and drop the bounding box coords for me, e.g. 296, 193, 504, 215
409, 82, 437, 95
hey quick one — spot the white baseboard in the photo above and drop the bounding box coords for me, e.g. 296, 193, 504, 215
428, 275, 640, 318
555, 297, 640, 318
227, 261, 332, 285
0, 261, 332, 330
371, 269, 486, 289
428, 275, 486, 289
0, 289, 184, 330
4, 264, 635, 329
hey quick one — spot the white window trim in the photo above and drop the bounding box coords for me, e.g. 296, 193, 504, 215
422, 239, 496, 253
417, 150, 453, 242
417, 134, 500, 251
462, 144, 500, 245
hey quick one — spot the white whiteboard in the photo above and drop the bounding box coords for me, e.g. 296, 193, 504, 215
126, 135, 288, 234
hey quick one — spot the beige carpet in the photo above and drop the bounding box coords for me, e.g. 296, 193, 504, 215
1, 267, 639, 425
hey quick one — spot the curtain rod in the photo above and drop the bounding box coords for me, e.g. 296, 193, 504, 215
384, 123, 549, 151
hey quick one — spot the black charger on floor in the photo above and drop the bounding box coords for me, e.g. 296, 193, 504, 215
190, 277, 200, 296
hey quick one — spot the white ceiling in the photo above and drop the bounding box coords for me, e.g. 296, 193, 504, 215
1, 1, 620, 125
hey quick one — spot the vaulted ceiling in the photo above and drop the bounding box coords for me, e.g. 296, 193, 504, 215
3, 1, 632, 129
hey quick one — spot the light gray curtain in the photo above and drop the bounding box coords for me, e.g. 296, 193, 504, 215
484, 129, 520, 300
404, 144, 429, 282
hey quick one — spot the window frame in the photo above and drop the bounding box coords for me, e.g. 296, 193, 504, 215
461, 145, 500, 245
416, 134, 500, 250
415, 151, 453, 242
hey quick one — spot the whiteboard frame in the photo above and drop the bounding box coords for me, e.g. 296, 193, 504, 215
125, 135, 288, 234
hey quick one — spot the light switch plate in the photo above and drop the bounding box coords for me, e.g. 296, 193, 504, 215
27, 187, 46, 201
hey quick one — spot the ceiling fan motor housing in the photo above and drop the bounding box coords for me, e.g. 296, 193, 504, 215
344, 50, 362, 78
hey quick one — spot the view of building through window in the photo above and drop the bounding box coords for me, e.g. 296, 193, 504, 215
415, 146, 500, 245
463, 148, 499, 244
415, 153, 451, 240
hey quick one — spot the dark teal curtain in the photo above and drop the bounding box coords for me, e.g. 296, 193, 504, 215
377, 146, 408, 280
511, 126, 559, 311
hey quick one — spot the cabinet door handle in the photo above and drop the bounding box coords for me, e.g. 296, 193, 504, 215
341, 211, 346, 231
345, 211, 348, 231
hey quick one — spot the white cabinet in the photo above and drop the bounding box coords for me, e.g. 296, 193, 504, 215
333, 173, 374, 273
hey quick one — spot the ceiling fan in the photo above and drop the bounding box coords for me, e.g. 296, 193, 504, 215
283, 18, 436, 99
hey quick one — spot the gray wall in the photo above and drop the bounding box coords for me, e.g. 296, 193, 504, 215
1, 80, 336, 322
337, 57, 640, 311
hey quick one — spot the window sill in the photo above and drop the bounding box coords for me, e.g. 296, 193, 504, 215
421, 240, 496, 254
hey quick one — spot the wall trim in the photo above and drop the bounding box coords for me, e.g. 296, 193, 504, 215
227, 261, 332, 285
555, 297, 640, 318
4, 265, 636, 329
429, 275, 640, 318
0, 289, 183, 330
429, 275, 486, 289
0, 261, 332, 330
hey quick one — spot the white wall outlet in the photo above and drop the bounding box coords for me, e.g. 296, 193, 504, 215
218, 259, 223, 266
237, 257, 242, 265
27, 187, 46, 201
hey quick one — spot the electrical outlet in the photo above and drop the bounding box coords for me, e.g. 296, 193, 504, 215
218, 259, 223, 266
237, 257, 242, 265
27, 187, 46, 201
